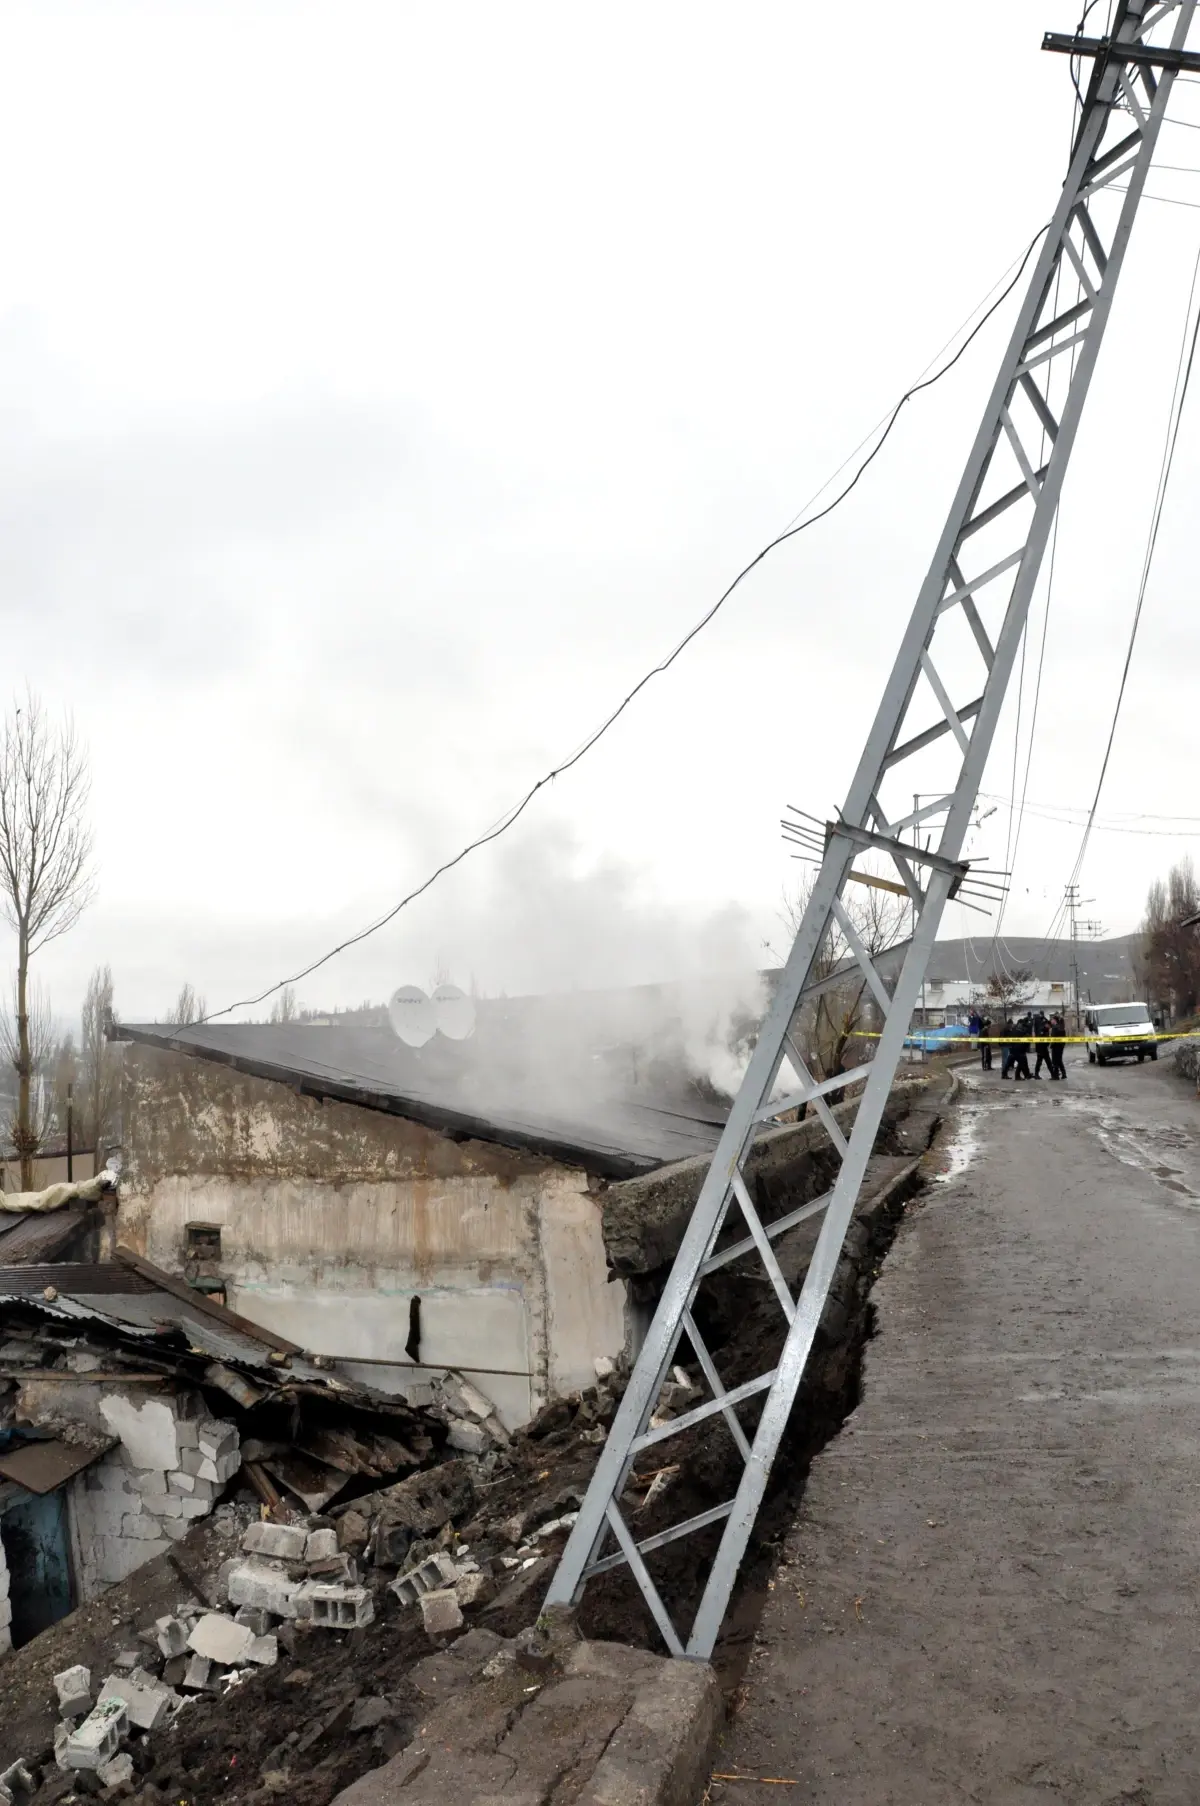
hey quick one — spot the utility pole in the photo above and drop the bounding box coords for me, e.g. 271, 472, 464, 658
1065, 883, 1102, 1024
548, 3, 1200, 1659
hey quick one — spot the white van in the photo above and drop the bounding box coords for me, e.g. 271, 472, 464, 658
1084, 1001, 1157, 1065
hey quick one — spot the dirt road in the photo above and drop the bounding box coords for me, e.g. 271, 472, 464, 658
712, 1047, 1200, 1804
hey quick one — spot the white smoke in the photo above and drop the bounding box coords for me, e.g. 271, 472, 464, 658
390, 821, 772, 1101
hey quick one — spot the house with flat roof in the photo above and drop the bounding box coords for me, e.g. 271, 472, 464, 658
114, 1003, 733, 1428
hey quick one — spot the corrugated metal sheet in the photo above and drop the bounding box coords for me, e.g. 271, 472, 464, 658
0, 1266, 340, 1386
0, 1264, 158, 1295
0, 1434, 115, 1494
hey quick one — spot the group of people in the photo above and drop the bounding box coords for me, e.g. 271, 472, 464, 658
967, 1010, 1068, 1082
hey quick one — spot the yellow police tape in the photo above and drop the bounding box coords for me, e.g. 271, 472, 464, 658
857, 1030, 1200, 1043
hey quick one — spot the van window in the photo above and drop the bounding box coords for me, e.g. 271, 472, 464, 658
1093, 1005, 1149, 1026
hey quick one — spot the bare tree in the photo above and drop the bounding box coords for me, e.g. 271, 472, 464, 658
1140, 857, 1200, 1022
984, 965, 1034, 1016
81, 964, 120, 1159
269, 984, 298, 1023
0, 975, 58, 1165
0, 693, 94, 1186
782, 865, 908, 1083
168, 982, 206, 1025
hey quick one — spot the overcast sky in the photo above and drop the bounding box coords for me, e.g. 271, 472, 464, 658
3, 0, 1199, 1026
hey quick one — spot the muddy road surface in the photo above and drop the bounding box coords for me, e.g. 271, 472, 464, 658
713, 1046, 1200, 1804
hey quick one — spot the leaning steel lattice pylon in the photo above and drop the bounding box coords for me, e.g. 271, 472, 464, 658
545, 0, 1200, 1660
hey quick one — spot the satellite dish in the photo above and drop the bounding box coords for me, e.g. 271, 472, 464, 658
432, 983, 476, 1042
388, 985, 436, 1047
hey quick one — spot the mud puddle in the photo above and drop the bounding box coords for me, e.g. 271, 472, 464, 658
932, 1077, 983, 1185
1058, 1094, 1200, 1205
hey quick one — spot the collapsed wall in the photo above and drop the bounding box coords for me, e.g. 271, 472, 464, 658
0, 1382, 240, 1656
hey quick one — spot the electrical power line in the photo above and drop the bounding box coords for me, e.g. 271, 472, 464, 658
1040, 226, 1200, 946
203, 226, 1052, 1022
993, 83, 1087, 949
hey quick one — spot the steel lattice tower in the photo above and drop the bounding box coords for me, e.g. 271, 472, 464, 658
546, 1, 1200, 1659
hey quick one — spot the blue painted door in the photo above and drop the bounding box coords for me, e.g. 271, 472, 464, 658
1, 1488, 74, 1646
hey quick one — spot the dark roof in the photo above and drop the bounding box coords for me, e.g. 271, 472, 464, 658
120, 1019, 729, 1178
0, 1205, 98, 1266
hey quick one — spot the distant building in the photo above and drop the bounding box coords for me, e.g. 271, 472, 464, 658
912, 976, 1075, 1027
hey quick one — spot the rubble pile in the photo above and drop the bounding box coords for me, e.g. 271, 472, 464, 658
0, 1363, 627, 1805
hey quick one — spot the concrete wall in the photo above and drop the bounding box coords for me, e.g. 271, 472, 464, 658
118, 1045, 626, 1425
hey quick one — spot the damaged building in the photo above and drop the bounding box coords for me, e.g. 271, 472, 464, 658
0, 1221, 462, 1659
111, 1015, 734, 1426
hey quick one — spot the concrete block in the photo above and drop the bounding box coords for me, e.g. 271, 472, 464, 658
198, 1421, 239, 1461
455, 1570, 495, 1609
390, 1551, 461, 1606
182, 1654, 211, 1691
175, 1419, 200, 1447
233, 1605, 274, 1635
196, 1450, 240, 1484
0, 1760, 33, 1803
170, 1469, 216, 1498
373, 1520, 413, 1567
226, 1559, 300, 1619
98, 1752, 134, 1789
295, 1581, 375, 1629
53, 1665, 92, 1719
337, 1509, 370, 1552
122, 1513, 164, 1540
161, 1519, 191, 1542
188, 1613, 255, 1665
131, 1469, 168, 1495
142, 1492, 183, 1516
442, 1373, 496, 1420
307, 1551, 357, 1582
446, 1420, 487, 1456
98, 1671, 174, 1732
180, 1496, 212, 1519
420, 1588, 464, 1637
97, 1464, 135, 1494
99, 1395, 180, 1471
593, 1354, 616, 1380
178, 1447, 204, 1477
156, 1616, 188, 1657
247, 1634, 278, 1665
63, 1697, 128, 1770
305, 1528, 339, 1564
243, 1521, 308, 1562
